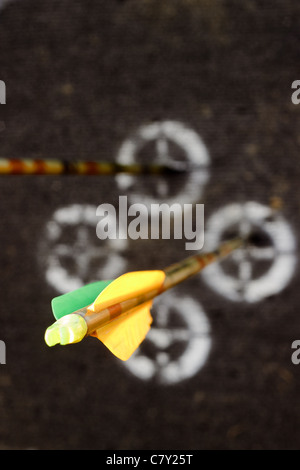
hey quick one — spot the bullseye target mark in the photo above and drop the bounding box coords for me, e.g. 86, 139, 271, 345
201, 202, 297, 302
122, 292, 212, 385
40, 204, 128, 294
116, 121, 210, 211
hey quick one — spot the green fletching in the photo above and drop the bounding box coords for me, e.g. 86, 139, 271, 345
51, 280, 113, 320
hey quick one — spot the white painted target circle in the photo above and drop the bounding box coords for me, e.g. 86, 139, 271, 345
115, 121, 210, 211
201, 202, 297, 302
40, 204, 128, 294
122, 292, 212, 385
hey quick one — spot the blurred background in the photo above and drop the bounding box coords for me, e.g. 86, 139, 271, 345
0, 0, 300, 450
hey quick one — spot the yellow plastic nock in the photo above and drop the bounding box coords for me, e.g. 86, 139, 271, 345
44, 314, 88, 347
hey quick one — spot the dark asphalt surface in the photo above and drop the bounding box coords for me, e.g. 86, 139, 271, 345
1, 0, 300, 450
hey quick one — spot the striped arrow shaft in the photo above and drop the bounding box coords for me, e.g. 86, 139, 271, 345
0, 158, 199, 175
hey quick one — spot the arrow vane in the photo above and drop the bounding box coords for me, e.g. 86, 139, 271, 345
44, 237, 243, 360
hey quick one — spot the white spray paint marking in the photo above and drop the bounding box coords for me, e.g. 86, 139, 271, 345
201, 202, 297, 302
40, 204, 128, 294
116, 121, 210, 212
122, 292, 212, 385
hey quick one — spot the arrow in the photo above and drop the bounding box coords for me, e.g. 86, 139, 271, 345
44, 237, 243, 360
0, 158, 206, 175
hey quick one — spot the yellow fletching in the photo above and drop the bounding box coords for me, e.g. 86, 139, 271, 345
89, 270, 165, 313
95, 301, 153, 361
88, 270, 165, 360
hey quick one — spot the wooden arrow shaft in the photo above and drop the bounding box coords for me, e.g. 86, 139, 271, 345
83, 237, 243, 335
0, 158, 199, 175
